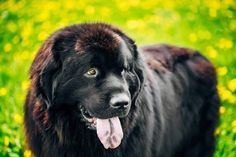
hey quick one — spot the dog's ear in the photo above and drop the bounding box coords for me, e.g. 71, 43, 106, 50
126, 41, 145, 105
132, 55, 145, 105
119, 36, 145, 105
39, 60, 59, 108
37, 38, 61, 109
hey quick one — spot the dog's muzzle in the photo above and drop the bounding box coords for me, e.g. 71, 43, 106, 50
109, 93, 130, 109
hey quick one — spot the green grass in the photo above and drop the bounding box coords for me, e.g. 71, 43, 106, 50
0, 0, 236, 156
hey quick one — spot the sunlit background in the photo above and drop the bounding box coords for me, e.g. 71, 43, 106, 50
0, 0, 235, 156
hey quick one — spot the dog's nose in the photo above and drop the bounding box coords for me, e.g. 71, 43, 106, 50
110, 94, 130, 109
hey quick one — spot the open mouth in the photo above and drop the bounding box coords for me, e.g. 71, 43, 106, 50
79, 105, 124, 149
80, 105, 97, 130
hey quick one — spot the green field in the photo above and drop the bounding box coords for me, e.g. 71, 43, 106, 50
0, 0, 236, 156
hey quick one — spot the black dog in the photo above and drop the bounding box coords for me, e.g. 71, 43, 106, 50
24, 23, 219, 157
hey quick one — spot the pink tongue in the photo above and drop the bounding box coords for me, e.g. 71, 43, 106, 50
96, 117, 123, 149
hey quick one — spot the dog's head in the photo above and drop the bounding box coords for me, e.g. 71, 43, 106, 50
32, 23, 144, 149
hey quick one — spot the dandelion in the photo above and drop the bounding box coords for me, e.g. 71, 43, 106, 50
84, 6, 95, 15
38, 32, 48, 41
230, 20, 236, 30
206, 46, 217, 58
198, 30, 211, 40
219, 106, 226, 114
218, 38, 233, 49
126, 20, 145, 29
228, 79, 236, 92
64, 0, 76, 9
222, 0, 234, 8
189, 33, 198, 43
24, 149, 32, 157
148, 15, 162, 25
129, 0, 140, 7
214, 128, 221, 136
229, 96, 236, 104
4, 137, 10, 146
7, 22, 17, 33
209, 8, 217, 17
218, 85, 235, 102
4, 43, 12, 52
208, 0, 220, 17
217, 67, 228, 76
117, 1, 129, 11
233, 127, 236, 133
20, 22, 32, 38
100, 7, 112, 17
0, 88, 7, 96
232, 120, 236, 127
38, 12, 49, 21
14, 113, 23, 124
22, 80, 30, 91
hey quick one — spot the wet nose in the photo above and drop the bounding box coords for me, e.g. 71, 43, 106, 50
110, 94, 130, 109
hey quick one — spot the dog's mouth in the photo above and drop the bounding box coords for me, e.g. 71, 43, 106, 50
80, 105, 97, 129
79, 105, 124, 149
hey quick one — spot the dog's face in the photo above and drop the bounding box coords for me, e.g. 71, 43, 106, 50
38, 24, 144, 131
52, 37, 138, 128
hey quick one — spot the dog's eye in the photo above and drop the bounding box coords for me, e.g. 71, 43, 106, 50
85, 68, 98, 78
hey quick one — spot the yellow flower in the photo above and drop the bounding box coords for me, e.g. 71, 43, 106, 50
209, 8, 217, 17
4, 43, 12, 52
211, 0, 221, 10
38, 12, 49, 21
233, 126, 236, 133
232, 120, 236, 127
217, 67, 228, 76
198, 30, 211, 40
21, 80, 30, 91
24, 149, 32, 157
7, 22, 17, 33
206, 46, 217, 58
218, 85, 235, 103
84, 6, 95, 15
129, 0, 140, 7
0, 88, 7, 96
214, 128, 221, 136
126, 20, 145, 29
207, 0, 220, 18
230, 20, 236, 30
21, 22, 32, 38
14, 113, 23, 124
222, 0, 234, 8
228, 79, 236, 92
38, 32, 48, 41
229, 96, 236, 104
189, 33, 198, 43
219, 106, 226, 114
148, 15, 162, 25
4, 137, 10, 146
100, 7, 111, 17
218, 38, 233, 49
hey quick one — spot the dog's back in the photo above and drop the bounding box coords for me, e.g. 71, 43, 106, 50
140, 44, 220, 157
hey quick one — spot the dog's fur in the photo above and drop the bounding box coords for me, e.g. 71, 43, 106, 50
24, 23, 219, 157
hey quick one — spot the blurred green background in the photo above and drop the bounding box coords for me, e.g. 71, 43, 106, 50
0, 0, 235, 156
